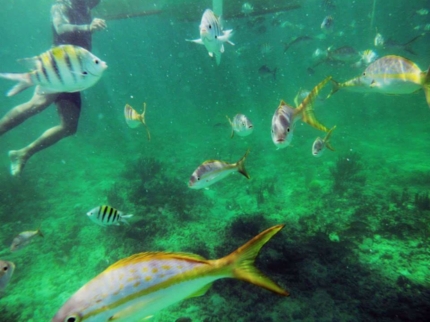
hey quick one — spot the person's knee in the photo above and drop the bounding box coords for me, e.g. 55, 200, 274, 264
62, 122, 78, 136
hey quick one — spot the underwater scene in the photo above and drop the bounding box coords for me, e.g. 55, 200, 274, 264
1, 0, 430, 321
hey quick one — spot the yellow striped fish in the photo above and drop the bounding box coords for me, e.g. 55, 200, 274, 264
0, 45, 107, 97
124, 103, 150, 140
272, 77, 331, 149
329, 55, 430, 108
52, 225, 288, 322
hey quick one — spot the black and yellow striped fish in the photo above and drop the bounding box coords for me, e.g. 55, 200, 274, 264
86, 206, 133, 227
0, 45, 107, 97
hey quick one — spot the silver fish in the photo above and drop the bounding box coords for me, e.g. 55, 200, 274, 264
10, 229, 43, 252
0, 260, 15, 292
189, 150, 250, 189
0, 45, 107, 97
271, 77, 331, 149
226, 114, 253, 138
312, 126, 336, 157
187, 9, 234, 65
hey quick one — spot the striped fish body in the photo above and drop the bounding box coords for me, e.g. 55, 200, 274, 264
227, 114, 253, 137
188, 149, 250, 189
188, 9, 234, 65
52, 225, 289, 322
0, 45, 107, 97
124, 103, 151, 140
86, 206, 132, 227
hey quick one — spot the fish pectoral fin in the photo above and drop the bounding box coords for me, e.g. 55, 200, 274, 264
220, 44, 225, 53
186, 283, 213, 299
108, 298, 159, 321
208, 52, 214, 57
186, 38, 204, 45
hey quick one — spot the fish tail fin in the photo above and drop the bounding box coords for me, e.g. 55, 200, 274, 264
403, 34, 422, 55
327, 78, 340, 99
272, 68, 277, 80
120, 214, 133, 226
219, 225, 289, 296
37, 228, 44, 238
422, 68, 430, 108
298, 77, 331, 132
325, 125, 337, 151
236, 149, 250, 179
0, 73, 32, 96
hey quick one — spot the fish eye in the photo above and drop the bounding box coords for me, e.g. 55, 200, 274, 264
287, 128, 290, 132
362, 72, 366, 76
94, 59, 99, 64
64, 315, 81, 322
82, 71, 88, 75
197, 177, 200, 181
208, 24, 212, 29
3, 265, 8, 271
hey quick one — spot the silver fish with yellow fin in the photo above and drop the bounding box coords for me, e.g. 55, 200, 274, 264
272, 77, 331, 149
226, 114, 253, 138
329, 55, 430, 108
51, 225, 289, 322
0, 45, 107, 97
124, 103, 151, 140
189, 149, 250, 189
312, 126, 336, 157
0, 260, 15, 292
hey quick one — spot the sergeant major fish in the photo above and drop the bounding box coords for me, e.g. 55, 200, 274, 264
328, 55, 430, 108
10, 229, 43, 252
189, 150, 250, 189
124, 103, 151, 140
312, 126, 336, 157
0, 260, 15, 292
187, 9, 234, 65
0, 45, 107, 97
51, 225, 289, 322
272, 77, 332, 149
87, 206, 133, 227
226, 114, 253, 138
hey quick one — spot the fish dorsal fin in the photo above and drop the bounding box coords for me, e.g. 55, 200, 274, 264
17, 56, 40, 71
186, 283, 213, 299
279, 100, 287, 107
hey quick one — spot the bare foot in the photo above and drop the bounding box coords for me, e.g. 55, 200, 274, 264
8, 150, 26, 177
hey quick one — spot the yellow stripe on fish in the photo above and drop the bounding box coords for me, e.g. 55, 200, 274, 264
124, 103, 151, 140
52, 225, 288, 322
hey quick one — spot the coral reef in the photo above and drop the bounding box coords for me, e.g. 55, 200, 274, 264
330, 151, 366, 194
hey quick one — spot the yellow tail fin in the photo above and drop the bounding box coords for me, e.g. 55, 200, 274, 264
236, 149, 250, 179
423, 68, 430, 109
221, 224, 289, 296
327, 78, 341, 99
299, 76, 331, 132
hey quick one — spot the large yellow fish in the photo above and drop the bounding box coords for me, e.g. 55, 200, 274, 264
52, 225, 288, 322
329, 55, 430, 108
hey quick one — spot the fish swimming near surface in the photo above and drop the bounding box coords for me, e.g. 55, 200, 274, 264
87, 206, 133, 227
187, 9, 234, 65
272, 77, 332, 149
51, 224, 289, 322
10, 229, 43, 252
312, 126, 336, 157
328, 55, 430, 108
0, 45, 107, 97
0, 260, 15, 293
226, 114, 253, 138
258, 65, 277, 80
189, 149, 250, 189
124, 103, 151, 140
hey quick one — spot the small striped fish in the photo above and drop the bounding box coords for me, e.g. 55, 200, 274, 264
188, 149, 250, 189
52, 225, 289, 322
187, 9, 234, 65
226, 114, 253, 138
272, 77, 331, 149
86, 206, 133, 227
124, 103, 151, 140
0, 45, 107, 97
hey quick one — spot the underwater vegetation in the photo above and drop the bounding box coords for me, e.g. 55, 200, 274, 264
330, 151, 366, 195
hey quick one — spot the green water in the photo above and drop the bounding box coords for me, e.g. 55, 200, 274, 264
1, 0, 430, 321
